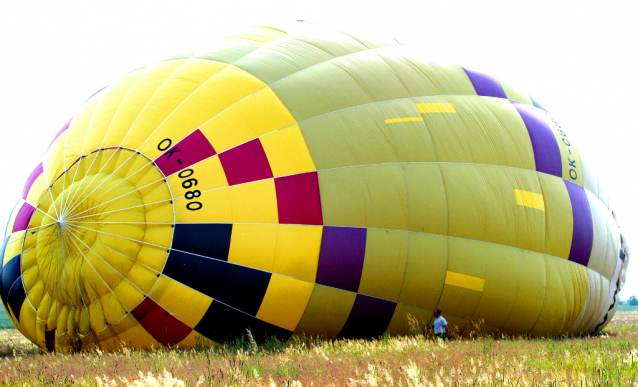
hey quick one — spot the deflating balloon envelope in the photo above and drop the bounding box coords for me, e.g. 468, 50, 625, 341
0, 23, 629, 351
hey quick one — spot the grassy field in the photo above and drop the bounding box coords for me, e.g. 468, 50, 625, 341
0, 308, 636, 386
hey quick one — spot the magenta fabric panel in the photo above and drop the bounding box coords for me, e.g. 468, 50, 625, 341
12, 203, 36, 233
131, 296, 193, 347
316, 226, 367, 292
155, 129, 217, 177
275, 172, 323, 225
564, 180, 594, 266
218, 139, 274, 186
20, 163, 43, 200
49, 119, 72, 148
461, 67, 507, 99
511, 101, 562, 178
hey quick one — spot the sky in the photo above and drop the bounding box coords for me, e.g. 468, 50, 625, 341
1, 1, 637, 297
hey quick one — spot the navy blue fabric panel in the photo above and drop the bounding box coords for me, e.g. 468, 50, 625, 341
1, 255, 21, 306
172, 223, 233, 261
195, 300, 291, 343
338, 294, 397, 339
7, 276, 26, 321
163, 250, 271, 315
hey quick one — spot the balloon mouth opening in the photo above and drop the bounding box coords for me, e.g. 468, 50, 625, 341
20, 148, 175, 347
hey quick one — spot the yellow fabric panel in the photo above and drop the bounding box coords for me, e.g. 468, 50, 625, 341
134, 246, 167, 273
148, 275, 213, 328
500, 81, 533, 105
294, 285, 356, 337
17, 302, 38, 345
529, 257, 588, 336
177, 330, 216, 348
403, 164, 449, 235
260, 125, 316, 177
119, 59, 225, 153
124, 263, 158, 295
416, 102, 457, 113
358, 229, 408, 302
420, 96, 536, 170
385, 117, 423, 123
78, 71, 150, 154
166, 156, 228, 195
60, 94, 103, 169
569, 269, 608, 334
42, 131, 67, 191
87, 301, 108, 333
3, 231, 25, 265
469, 243, 522, 329
256, 274, 314, 331
96, 61, 185, 147
385, 303, 431, 336
318, 164, 408, 230
515, 189, 545, 211
445, 271, 485, 292
24, 173, 48, 207
271, 224, 322, 283
228, 224, 278, 272
111, 280, 145, 313
201, 87, 297, 153
130, 61, 233, 158
174, 179, 278, 223
111, 314, 161, 349
397, 233, 447, 311
101, 292, 128, 326
501, 250, 546, 333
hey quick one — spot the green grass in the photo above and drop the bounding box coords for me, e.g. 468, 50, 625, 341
0, 309, 636, 386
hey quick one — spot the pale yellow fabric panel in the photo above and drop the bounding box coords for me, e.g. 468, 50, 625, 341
441, 163, 546, 255
358, 229, 409, 302
501, 250, 547, 333
586, 189, 613, 277
537, 173, 574, 259
528, 257, 588, 336
385, 303, 432, 336
2, 231, 25, 265
467, 243, 522, 329
397, 233, 447, 311
24, 173, 48, 207
317, 164, 409, 230
294, 285, 356, 338
402, 164, 449, 236
416, 96, 535, 171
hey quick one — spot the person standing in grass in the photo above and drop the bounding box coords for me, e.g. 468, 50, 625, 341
427, 309, 448, 340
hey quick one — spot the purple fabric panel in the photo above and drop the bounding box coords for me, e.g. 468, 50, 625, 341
12, 203, 36, 233
461, 67, 507, 98
564, 180, 593, 266
20, 163, 43, 200
511, 101, 562, 178
49, 119, 72, 148
316, 227, 367, 292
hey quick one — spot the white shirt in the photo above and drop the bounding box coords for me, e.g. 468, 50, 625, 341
433, 316, 447, 334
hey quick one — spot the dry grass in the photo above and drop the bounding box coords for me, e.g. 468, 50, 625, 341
0, 310, 636, 386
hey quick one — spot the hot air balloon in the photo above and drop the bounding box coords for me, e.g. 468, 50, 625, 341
0, 23, 629, 351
